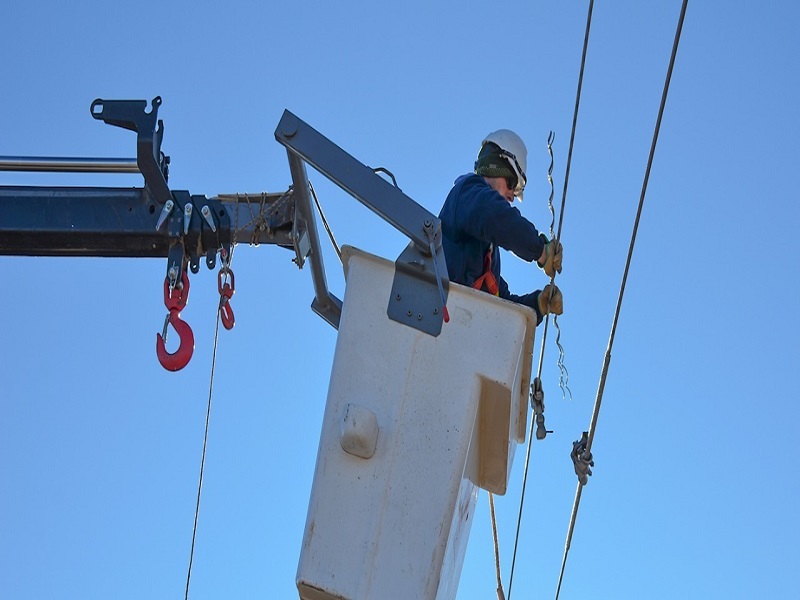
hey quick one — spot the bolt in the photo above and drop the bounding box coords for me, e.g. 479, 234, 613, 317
417, 314, 422, 321
433, 308, 439, 315
281, 115, 298, 138
396, 294, 401, 301
407, 310, 412, 317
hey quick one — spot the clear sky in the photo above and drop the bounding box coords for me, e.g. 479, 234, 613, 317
1, 1, 798, 599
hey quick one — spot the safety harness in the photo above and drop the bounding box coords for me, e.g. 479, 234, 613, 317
472, 244, 499, 296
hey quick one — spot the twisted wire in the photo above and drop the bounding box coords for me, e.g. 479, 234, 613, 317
219, 190, 294, 246
545, 132, 572, 402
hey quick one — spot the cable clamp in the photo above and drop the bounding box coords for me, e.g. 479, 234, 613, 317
530, 377, 551, 440
570, 431, 594, 485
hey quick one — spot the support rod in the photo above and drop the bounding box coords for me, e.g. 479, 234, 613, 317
275, 110, 441, 255
0, 156, 139, 173
286, 151, 342, 328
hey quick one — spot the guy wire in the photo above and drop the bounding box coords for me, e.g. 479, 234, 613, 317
554, 1, 689, 598
507, 3, 595, 597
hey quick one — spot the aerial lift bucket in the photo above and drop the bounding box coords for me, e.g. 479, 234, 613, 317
297, 246, 537, 600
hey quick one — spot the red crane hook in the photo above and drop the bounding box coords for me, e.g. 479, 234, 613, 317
156, 272, 195, 371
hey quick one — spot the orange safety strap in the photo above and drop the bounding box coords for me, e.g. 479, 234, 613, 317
472, 245, 500, 296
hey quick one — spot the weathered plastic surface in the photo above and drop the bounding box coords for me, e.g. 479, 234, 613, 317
297, 246, 537, 600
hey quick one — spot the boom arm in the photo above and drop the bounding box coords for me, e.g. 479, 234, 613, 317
0, 98, 449, 336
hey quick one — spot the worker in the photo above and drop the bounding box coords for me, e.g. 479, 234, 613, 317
438, 129, 563, 324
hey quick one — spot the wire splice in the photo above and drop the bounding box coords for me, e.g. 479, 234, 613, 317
545, 132, 572, 402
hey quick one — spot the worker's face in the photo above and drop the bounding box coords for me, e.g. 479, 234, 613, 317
484, 176, 515, 203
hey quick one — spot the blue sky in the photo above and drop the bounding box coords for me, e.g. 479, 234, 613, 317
1, 1, 798, 599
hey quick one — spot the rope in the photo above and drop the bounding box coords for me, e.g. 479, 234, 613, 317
507, 2, 595, 597
554, 2, 689, 598
219, 190, 294, 246
489, 492, 506, 600
184, 285, 225, 599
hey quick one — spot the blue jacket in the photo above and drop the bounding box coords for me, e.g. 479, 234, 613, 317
438, 174, 546, 322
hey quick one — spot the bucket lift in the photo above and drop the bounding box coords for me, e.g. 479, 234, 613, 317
296, 247, 536, 600
0, 99, 537, 599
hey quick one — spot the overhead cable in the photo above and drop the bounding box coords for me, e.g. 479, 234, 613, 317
507, 1, 595, 597
554, 1, 689, 598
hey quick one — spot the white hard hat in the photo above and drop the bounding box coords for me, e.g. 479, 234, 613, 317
481, 129, 528, 200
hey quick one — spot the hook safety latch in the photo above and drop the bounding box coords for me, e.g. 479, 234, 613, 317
156, 272, 195, 371
218, 265, 235, 330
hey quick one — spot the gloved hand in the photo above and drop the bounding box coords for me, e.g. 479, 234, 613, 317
537, 234, 563, 278
537, 284, 563, 317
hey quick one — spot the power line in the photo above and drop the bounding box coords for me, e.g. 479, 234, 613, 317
554, 1, 689, 598
507, 2, 596, 597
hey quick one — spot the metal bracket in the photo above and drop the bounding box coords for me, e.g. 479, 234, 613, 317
167, 191, 232, 280
275, 110, 450, 336
291, 192, 312, 269
90, 96, 171, 205
388, 241, 449, 336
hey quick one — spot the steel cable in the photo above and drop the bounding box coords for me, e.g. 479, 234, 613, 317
507, 2, 595, 597
554, 1, 689, 597
184, 298, 224, 600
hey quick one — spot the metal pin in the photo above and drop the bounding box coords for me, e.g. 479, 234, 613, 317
201, 205, 217, 232
156, 199, 174, 230
183, 203, 193, 235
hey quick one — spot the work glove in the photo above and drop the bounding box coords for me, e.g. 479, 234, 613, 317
537, 284, 563, 317
537, 234, 563, 278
